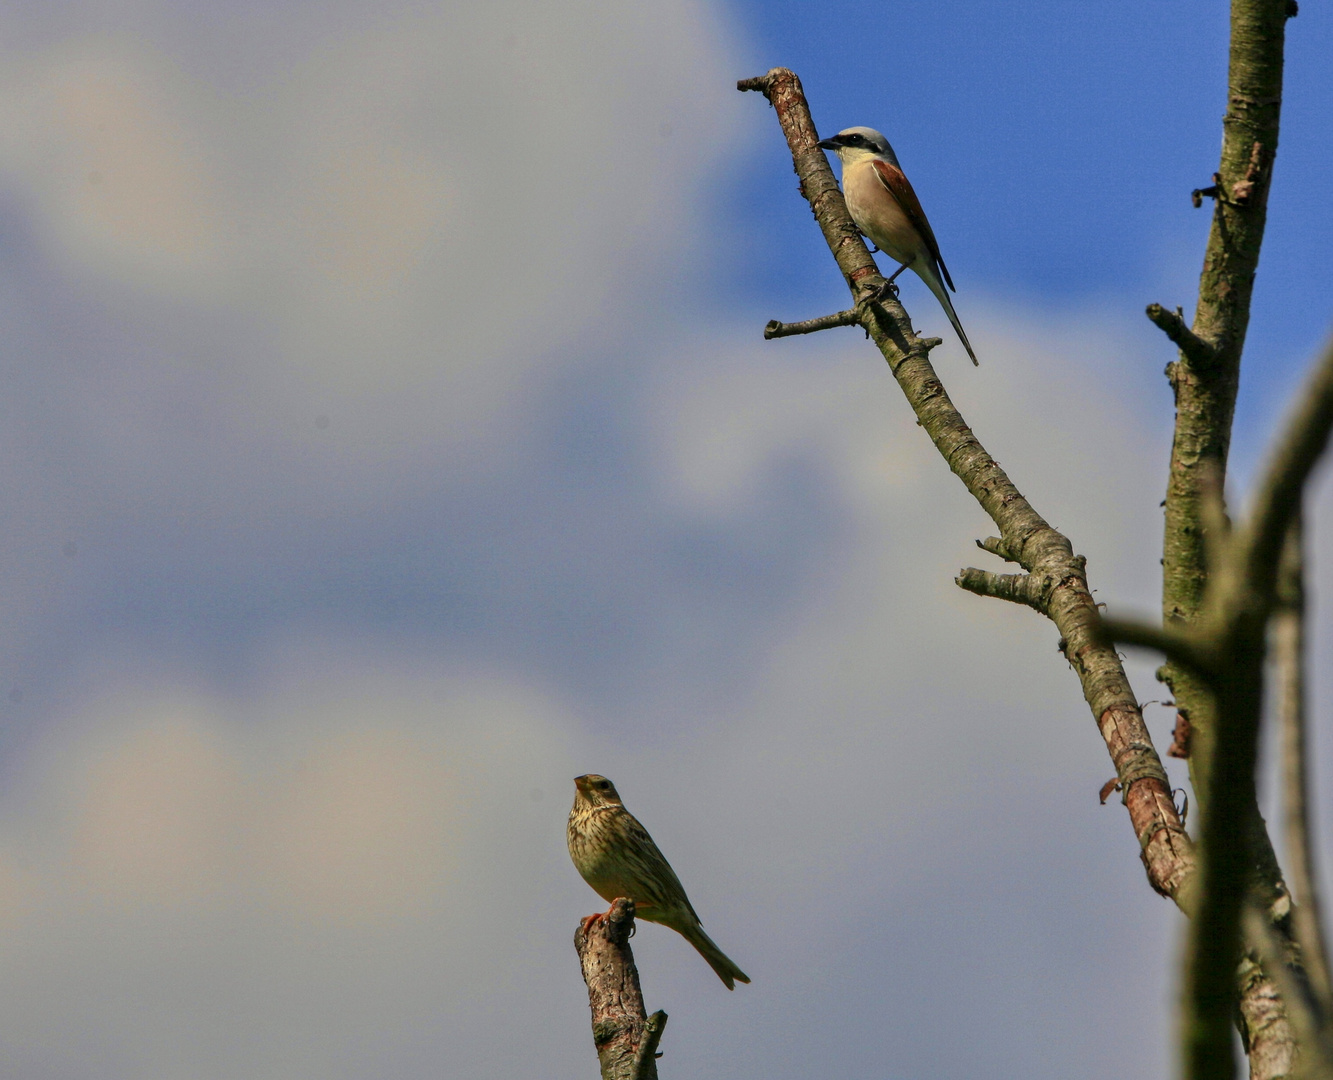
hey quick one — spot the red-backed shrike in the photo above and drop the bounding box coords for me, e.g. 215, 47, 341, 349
818, 127, 977, 365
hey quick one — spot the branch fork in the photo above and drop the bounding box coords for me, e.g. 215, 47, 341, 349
742, 22, 1328, 1072
1100, 336, 1333, 1080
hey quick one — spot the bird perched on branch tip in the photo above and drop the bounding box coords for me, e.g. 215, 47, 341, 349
818, 126, 978, 365
567, 773, 750, 989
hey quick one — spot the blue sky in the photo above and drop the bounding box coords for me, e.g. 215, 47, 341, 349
718, 1, 1333, 459
0, 3, 1328, 1079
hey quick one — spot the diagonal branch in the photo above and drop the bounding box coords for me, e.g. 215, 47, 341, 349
740, 64, 1195, 909
1243, 904, 1333, 1079
741, 57, 1323, 1080
737, 74, 1074, 574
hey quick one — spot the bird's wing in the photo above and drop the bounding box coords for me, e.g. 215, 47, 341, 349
871, 157, 956, 292
621, 814, 701, 923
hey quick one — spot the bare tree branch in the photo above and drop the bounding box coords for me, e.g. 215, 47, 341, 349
1235, 944, 1298, 1080
1243, 904, 1333, 1079
1275, 512, 1333, 1011
1147, 3, 1296, 1075
764, 308, 863, 339
1097, 617, 1218, 680
1147, 303, 1218, 368
977, 536, 1020, 563
955, 568, 1047, 611
741, 34, 1322, 1074
1159, 0, 1290, 681
631, 1012, 668, 1080
1169, 331, 1333, 1080
739, 63, 1196, 921
575, 899, 665, 1080
1238, 338, 1333, 599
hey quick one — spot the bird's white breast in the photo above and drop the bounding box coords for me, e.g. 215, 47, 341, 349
842, 159, 920, 267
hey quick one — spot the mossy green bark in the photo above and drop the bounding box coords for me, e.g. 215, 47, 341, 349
1159, 4, 1294, 1078
1161, 0, 1287, 808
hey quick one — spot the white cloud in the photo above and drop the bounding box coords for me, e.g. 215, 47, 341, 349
0, 0, 742, 482
0, 302, 1204, 1078
0, 3, 1323, 1078
0, 654, 589, 1079
0, 0, 747, 703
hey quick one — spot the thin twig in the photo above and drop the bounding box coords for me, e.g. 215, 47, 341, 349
1147, 303, 1217, 367
764, 309, 862, 339
735, 75, 772, 93
955, 568, 1048, 611
1096, 616, 1216, 679
977, 536, 1020, 563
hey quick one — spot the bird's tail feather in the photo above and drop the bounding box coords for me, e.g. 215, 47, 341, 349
680, 923, 750, 990
917, 259, 979, 365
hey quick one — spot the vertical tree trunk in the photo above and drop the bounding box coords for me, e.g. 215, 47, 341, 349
1151, 4, 1295, 1076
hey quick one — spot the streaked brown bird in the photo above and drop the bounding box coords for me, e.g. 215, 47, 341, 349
567, 774, 750, 989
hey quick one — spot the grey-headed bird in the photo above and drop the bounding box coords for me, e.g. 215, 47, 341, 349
818, 126, 978, 365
